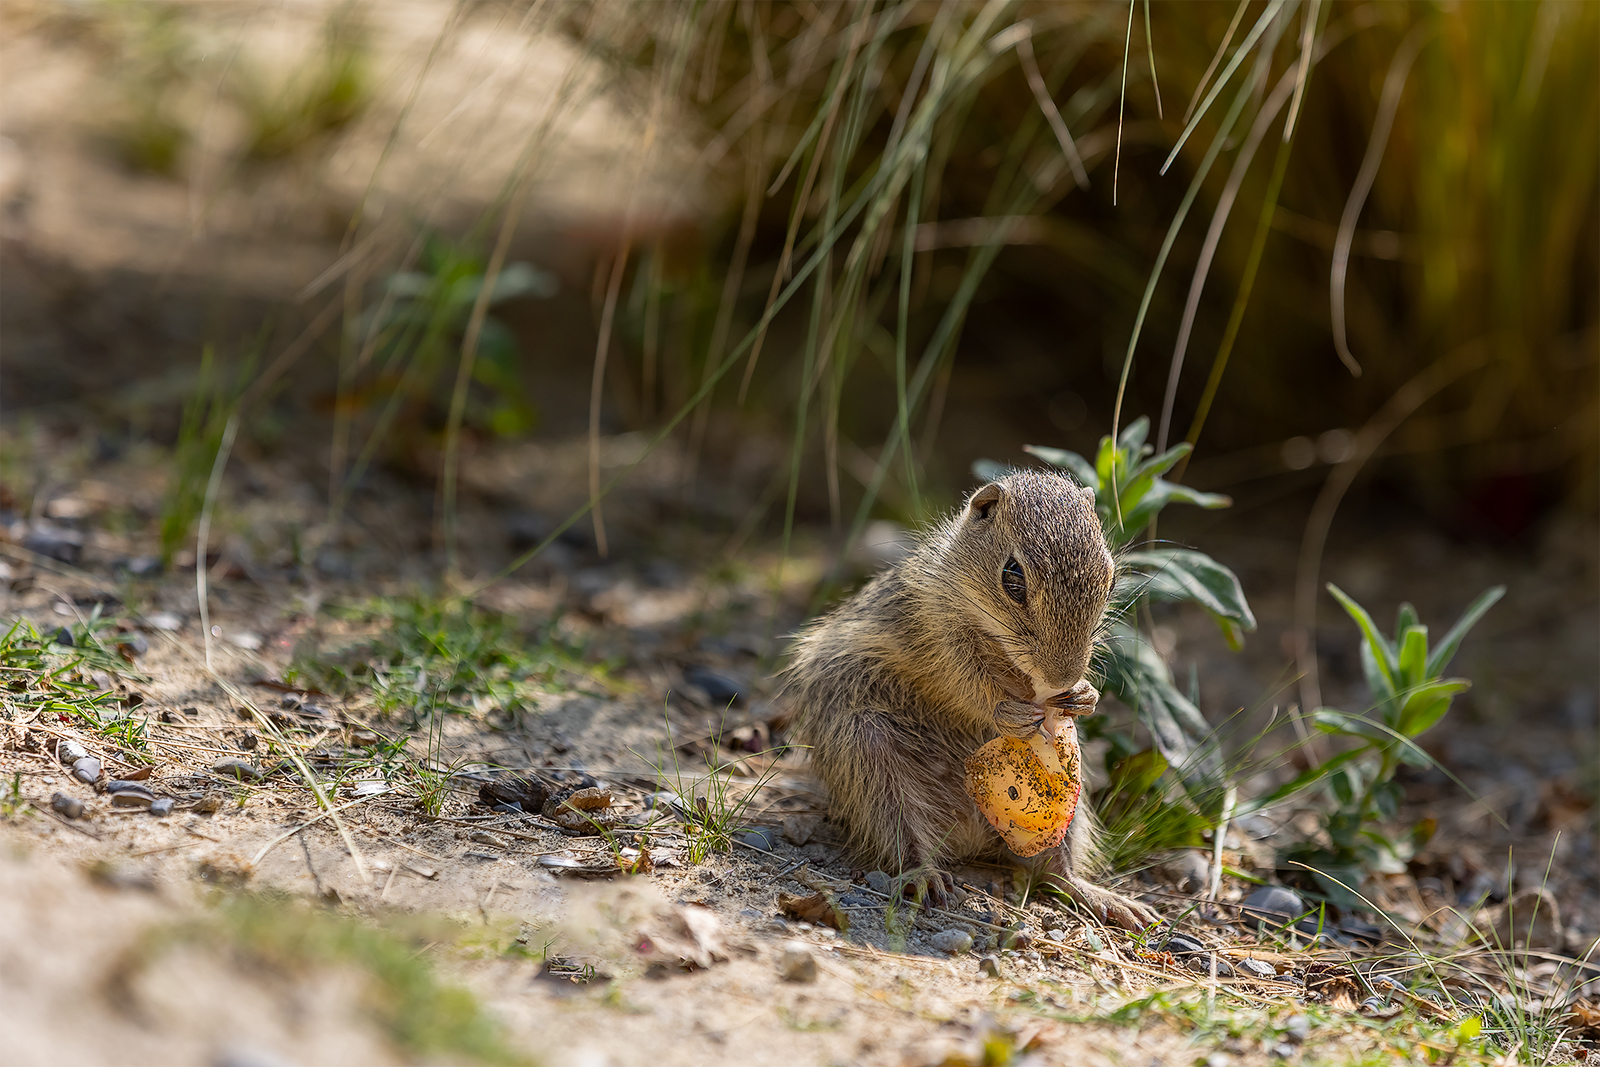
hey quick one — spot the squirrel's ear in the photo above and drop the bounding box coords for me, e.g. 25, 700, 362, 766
968, 483, 1002, 521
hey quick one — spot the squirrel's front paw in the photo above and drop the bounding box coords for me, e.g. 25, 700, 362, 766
1047, 680, 1100, 716
993, 700, 1044, 739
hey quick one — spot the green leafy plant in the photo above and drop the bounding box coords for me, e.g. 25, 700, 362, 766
647, 712, 784, 865
1273, 583, 1502, 904
343, 235, 556, 465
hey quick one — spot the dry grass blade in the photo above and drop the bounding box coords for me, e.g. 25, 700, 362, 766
250, 793, 386, 868
1158, 0, 1285, 177
1016, 34, 1088, 189
1157, 66, 1299, 453
1330, 22, 1430, 378
1282, 0, 1321, 141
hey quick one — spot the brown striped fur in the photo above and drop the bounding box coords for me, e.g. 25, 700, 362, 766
785, 469, 1158, 930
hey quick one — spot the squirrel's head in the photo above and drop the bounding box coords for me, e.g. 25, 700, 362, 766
947, 469, 1111, 699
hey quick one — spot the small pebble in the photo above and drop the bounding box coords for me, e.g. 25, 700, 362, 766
1000, 925, 1033, 950
192, 794, 223, 814
52, 626, 74, 647
1161, 934, 1205, 955
227, 631, 263, 651
779, 942, 817, 983
56, 740, 88, 765
123, 556, 162, 578
105, 779, 151, 794
1237, 957, 1277, 979
1284, 1014, 1311, 1044
645, 791, 682, 814
780, 815, 815, 846
50, 792, 84, 819
1270, 1043, 1296, 1060
837, 892, 876, 909
865, 870, 892, 895
1241, 885, 1305, 929
1360, 996, 1387, 1014
736, 829, 774, 851
144, 611, 182, 631
1185, 955, 1235, 978
149, 798, 174, 817
977, 954, 1003, 978
110, 787, 155, 809
211, 758, 263, 781
71, 757, 101, 784
468, 831, 507, 847
683, 666, 745, 707
931, 928, 974, 955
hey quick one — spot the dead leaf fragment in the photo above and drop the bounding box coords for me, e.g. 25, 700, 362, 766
635, 902, 727, 973
778, 890, 848, 932
1304, 962, 1362, 1011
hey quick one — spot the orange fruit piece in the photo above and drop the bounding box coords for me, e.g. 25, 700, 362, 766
963, 717, 1083, 857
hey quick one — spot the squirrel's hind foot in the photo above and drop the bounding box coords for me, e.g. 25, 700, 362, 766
894, 866, 958, 909
1050, 873, 1159, 932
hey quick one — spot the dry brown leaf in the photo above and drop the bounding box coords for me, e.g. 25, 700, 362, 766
1305, 962, 1362, 1011
778, 890, 848, 931
1570, 998, 1600, 1032
634, 902, 727, 973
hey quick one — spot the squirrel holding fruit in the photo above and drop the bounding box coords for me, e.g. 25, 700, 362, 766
785, 469, 1159, 930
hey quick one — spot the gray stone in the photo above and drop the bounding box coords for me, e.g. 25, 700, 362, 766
1185, 955, 1235, 978
1161, 934, 1205, 955
779, 942, 817, 983
149, 798, 175, 817
1159, 849, 1212, 893
211, 758, 264, 781
864, 870, 892, 895
1237, 957, 1277, 979
1284, 1014, 1311, 1044
736, 829, 775, 851
110, 786, 155, 809
931, 928, 974, 955
49, 792, 84, 819
999, 925, 1033, 950
56, 740, 88, 764
71, 757, 101, 784
1241, 885, 1305, 929
977, 954, 1003, 978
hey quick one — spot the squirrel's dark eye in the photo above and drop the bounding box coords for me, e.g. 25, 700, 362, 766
1001, 557, 1027, 606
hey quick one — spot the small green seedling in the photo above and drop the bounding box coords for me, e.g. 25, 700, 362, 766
1276, 582, 1503, 902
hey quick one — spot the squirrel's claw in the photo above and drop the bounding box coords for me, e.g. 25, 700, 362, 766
1050, 873, 1160, 932
896, 866, 958, 909
1048, 679, 1101, 716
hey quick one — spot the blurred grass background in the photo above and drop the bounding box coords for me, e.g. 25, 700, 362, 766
0, 0, 1595, 556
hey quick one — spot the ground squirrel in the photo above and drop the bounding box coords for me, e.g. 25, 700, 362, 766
786, 469, 1159, 931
